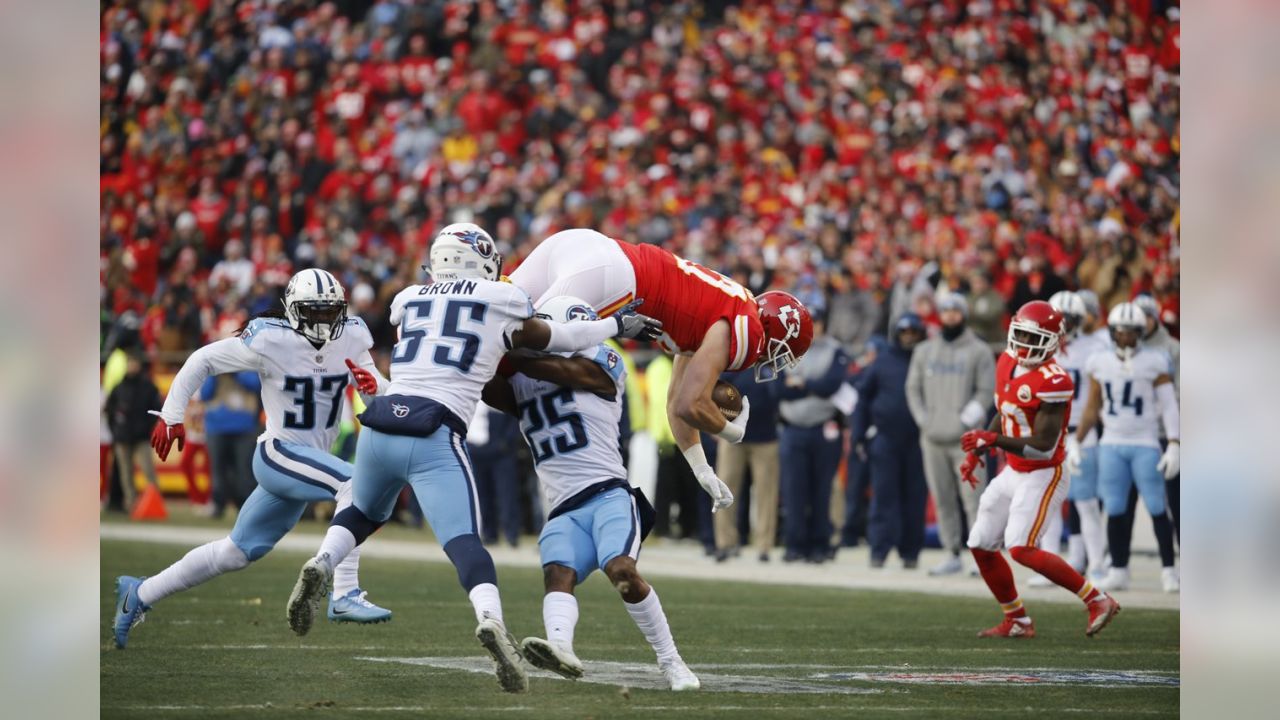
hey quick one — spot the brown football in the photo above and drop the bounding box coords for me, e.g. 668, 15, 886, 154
712, 380, 743, 421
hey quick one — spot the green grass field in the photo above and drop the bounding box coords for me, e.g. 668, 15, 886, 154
102, 538, 1178, 719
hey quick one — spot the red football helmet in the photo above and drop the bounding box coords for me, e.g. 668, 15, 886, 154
1007, 300, 1063, 367
755, 291, 813, 381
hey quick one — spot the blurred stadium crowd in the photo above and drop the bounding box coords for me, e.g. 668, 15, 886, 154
100, 0, 1179, 565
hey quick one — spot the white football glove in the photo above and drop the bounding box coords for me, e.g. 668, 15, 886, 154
715, 395, 751, 443
1064, 435, 1083, 476
693, 464, 734, 512
1156, 442, 1180, 479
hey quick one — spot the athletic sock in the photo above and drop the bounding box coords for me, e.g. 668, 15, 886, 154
999, 597, 1030, 622
1009, 546, 1092, 599
469, 582, 504, 625
1150, 511, 1177, 568
625, 587, 678, 664
1076, 499, 1108, 574
332, 545, 360, 598
543, 592, 579, 651
1066, 534, 1086, 571
970, 548, 1021, 613
138, 537, 247, 606
1106, 514, 1132, 569
315, 525, 358, 574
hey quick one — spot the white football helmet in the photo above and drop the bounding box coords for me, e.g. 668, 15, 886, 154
1131, 294, 1160, 336
428, 223, 502, 281
284, 268, 347, 345
1048, 290, 1087, 342
534, 295, 599, 358
534, 295, 599, 324
1107, 302, 1146, 360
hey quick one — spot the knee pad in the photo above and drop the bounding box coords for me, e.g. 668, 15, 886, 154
333, 505, 384, 545
216, 537, 253, 568
444, 534, 498, 592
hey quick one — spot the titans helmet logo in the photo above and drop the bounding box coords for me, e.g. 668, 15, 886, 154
452, 229, 494, 258
567, 304, 598, 321
778, 304, 801, 341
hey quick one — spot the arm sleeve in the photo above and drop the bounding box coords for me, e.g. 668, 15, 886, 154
1035, 372, 1074, 403
1155, 380, 1180, 441
161, 338, 262, 425
542, 318, 621, 353
905, 349, 928, 426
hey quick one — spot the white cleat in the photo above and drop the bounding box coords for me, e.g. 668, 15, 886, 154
287, 555, 333, 636
660, 657, 701, 691
476, 616, 529, 693
1027, 573, 1054, 588
1161, 567, 1180, 593
520, 637, 584, 680
1095, 567, 1131, 592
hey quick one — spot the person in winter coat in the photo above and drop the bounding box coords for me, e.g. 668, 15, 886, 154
852, 315, 928, 568
105, 352, 163, 511
906, 294, 996, 576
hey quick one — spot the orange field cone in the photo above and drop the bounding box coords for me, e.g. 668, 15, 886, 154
131, 484, 168, 521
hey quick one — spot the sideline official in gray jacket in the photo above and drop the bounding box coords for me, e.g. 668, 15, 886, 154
906, 294, 996, 575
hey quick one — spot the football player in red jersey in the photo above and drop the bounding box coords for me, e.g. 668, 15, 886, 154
959, 300, 1121, 639
509, 228, 813, 511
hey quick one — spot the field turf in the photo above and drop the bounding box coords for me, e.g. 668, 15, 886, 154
101, 538, 1178, 718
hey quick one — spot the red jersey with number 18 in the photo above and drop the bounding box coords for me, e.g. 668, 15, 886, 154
615, 240, 765, 371
994, 352, 1075, 472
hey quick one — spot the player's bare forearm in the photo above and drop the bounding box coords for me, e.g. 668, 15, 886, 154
1075, 378, 1103, 443
994, 401, 1067, 458
987, 413, 1000, 433
481, 377, 518, 416
509, 354, 615, 396
669, 347, 729, 439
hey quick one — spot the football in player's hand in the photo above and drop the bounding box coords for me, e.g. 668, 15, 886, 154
712, 380, 743, 421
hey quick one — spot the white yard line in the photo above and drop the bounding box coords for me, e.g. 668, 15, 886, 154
101, 522, 1180, 611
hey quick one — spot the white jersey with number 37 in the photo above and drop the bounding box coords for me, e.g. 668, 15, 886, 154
160, 317, 379, 450
508, 345, 628, 514
387, 278, 534, 424
1085, 348, 1170, 449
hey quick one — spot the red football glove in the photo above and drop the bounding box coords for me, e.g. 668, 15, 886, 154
959, 452, 982, 489
151, 419, 186, 461
961, 429, 998, 453
346, 358, 379, 395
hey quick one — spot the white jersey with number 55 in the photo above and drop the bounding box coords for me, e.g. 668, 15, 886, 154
387, 278, 535, 424
1085, 348, 1170, 449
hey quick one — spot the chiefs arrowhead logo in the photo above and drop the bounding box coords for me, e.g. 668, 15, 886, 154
778, 305, 801, 341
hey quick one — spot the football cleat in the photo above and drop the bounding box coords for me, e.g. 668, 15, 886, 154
328, 588, 392, 624
287, 555, 333, 636
113, 575, 151, 649
1095, 567, 1131, 592
1161, 567, 1180, 594
1085, 595, 1121, 637
660, 657, 701, 691
977, 617, 1036, 639
476, 615, 529, 693
520, 636, 584, 680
